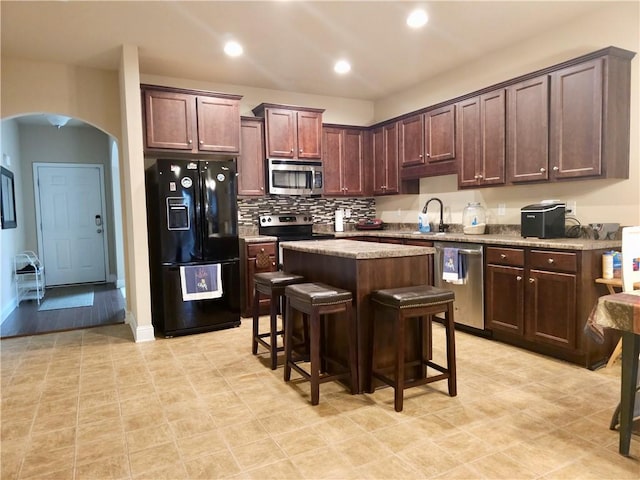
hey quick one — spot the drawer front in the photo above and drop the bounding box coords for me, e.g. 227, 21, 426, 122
247, 242, 276, 258
486, 247, 525, 266
529, 250, 577, 272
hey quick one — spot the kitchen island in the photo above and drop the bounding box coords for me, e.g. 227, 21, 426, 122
280, 239, 435, 392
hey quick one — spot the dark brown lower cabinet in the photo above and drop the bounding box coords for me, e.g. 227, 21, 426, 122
240, 241, 277, 317
486, 245, 614, 368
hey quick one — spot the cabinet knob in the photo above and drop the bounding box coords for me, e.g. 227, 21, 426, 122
540, 167, 546, 173
529, 278, 535, 283
474, 175, 479, 180
547, 258, 554, 264
260, 187, 264, 191
478, 174, 483, 179
299, 149, 303, 153
188, 139, 193, 144
500, 254, 506, 259
290, 148, 294, 152
419, 154, 423, 159
553, 166, 559, 171
516, 276, 522, 281
426, 153, 430, 158
260, 248, 265, 253
272, 262, 276, 266
199, 140, 204, 145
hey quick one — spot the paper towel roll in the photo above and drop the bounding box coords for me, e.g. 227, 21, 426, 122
335, 209, 344, 232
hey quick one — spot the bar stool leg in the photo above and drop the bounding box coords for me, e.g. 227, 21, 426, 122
268, 291, 279, 370
310, 310, 321, 406
346, 302, 358, 395
395, 313, 406, 412
445, 304, 457, 397
283, 297, 294, 382
252, 287, 260, 355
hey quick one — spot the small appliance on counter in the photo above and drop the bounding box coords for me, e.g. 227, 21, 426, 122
521, 201, 566, 238
462, 202, 486, 235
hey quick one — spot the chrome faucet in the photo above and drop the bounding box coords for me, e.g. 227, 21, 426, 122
422, 197, 446, 232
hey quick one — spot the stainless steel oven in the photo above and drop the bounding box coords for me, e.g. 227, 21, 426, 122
267, 159, 323, 196
258, 214, 334, 267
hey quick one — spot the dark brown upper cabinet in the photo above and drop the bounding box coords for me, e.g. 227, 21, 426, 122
507, 76, 550, 183
142, 85, 241, 154
238, 117, 266, 196
457, 89, 506, 188
252, 103, 324, 160
323, 126, 366, 196
400, 104, 457, 179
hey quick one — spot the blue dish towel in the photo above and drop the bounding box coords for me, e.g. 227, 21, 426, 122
443, 248, 467, 284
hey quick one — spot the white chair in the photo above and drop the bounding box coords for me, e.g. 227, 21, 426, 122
621, 226, 640, 293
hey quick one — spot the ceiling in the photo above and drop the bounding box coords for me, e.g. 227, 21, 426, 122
2, 1, 611, 102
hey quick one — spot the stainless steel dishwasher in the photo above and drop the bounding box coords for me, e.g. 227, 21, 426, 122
433, 242, 484, 331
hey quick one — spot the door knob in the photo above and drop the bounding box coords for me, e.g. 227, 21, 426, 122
97, 228, 102, 234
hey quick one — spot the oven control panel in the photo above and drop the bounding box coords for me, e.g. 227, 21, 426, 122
259, 214, 313, 226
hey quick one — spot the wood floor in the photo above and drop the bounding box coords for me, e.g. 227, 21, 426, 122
1, 283, 125, 339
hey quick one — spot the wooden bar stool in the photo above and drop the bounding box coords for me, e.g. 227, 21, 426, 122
368, 285, 457, 412
252, 271, 305, 369
284, 282, 357, 405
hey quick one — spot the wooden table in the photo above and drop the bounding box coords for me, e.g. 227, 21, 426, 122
588, 289, 640, 456
595, 278, 640, 367
281, 239, 434, 393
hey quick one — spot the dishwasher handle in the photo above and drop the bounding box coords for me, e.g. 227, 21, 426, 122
435, 246, 482, 256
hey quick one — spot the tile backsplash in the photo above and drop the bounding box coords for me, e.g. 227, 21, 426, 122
238, 196, 376, 229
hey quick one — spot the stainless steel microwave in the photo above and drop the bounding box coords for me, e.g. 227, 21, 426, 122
267, 159, 323, 196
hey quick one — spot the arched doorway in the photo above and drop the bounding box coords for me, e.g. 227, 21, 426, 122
0, 113, 126, 337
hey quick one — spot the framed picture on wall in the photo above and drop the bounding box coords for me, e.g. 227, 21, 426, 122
1, 166, 17, 229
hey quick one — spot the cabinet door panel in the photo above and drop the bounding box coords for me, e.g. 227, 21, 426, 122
507, 76, 549, 183
265, 108, 296, 158
322, 127, 343, 196
372, 127, 386, 194
196, 96, 240, 153
550, 59, 603, 179
343, 129, 364, 195
425, 105, 456, 162
238, 118, 265, 196
144, 90, 195, 150
456, 98, 481, 187
486, 264, 524, 335
525, 269, 576, 349
296, 111, 323, 158
480, 90, 506, 185
384, 124, 399, 193
400, 114, 424, 167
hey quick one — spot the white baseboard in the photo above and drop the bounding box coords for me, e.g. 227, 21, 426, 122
126, 310, 155, 342
1, 298, 18, 325
115, 278, 125, 289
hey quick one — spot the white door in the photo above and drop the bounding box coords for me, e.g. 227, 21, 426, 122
36, 165, 107, 286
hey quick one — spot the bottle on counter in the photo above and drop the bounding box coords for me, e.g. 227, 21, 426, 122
602, 251, 614, 279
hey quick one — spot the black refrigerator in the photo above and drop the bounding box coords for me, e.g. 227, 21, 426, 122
145, 158, 241, 337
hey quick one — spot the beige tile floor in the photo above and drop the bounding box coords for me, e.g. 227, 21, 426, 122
1, 318, 638, 479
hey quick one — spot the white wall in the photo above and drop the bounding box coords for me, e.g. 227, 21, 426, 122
0, 119, 26, 322
375, 2, 640, 228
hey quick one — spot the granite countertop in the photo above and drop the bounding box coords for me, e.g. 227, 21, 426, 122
334, 230, 622, 251
280, 239, 435, 259
240, 235, 278, 243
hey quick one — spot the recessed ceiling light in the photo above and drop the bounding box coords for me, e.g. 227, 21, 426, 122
224, 40, 243, 57
407, 9, 428, 29
334, 59, 351, 75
